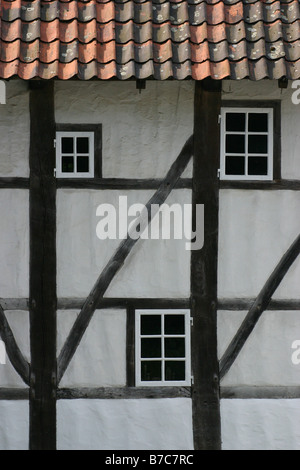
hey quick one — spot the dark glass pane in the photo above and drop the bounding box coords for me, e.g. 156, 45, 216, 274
62, 156, 74, 173
226, 113, 246, 132
77, 156, 89, 173
248, 157, 268, 176
165, 361, 185, 381
77, 137, 89, 153
141, 361, 161, 381
248, 113, 268, 132
165, 338, 185, 358
226, 134, 245, 153
141, 338, 161, 358
248, 135, 268, 154
61, 137, 74, 154
141, 315, 161, 335
164, 315, 185, 335
225, 156, 245, 175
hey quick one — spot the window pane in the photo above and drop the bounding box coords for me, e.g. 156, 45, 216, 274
225, 156, 245, 175
248, 113, 268, 132
248, 135, 268, 154
226, 134, 245, 153
77, 137, 89, 153
77, 156, 89, 173
141, 361, 161, 381
248, 157, 268, 176
62, 156, 74, 173
165, 338, 185, 358
61, 137, 74, 154
226, 113, 246, 132
141, 315, 161, 335
141, 338, 161, 358
165, 361, 185, 381
164, 315, 185, 335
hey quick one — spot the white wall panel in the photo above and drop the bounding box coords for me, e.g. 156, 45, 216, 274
0, 401, 29, 450
221, 399, 300, 450
55, 81, 194, 179
0, 190, 29, 298
0, 311, 30, 388
0, 81, 30, 177
57, 398, 193, 450
218, 310, 300, 387
57, 309, 126, 387
218, 190, 300, 299
57, 189, 191, 298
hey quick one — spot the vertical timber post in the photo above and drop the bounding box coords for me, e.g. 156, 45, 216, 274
29, 81, 57, 450
191, 79, 222, 450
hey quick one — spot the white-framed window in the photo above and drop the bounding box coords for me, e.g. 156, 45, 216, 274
135, 309, 191, 386
55, 131, 94, 178
220, 107, 274, 181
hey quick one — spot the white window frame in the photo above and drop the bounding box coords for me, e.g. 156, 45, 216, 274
135, 309, 191, 387
220, 107, 273, 181
55, 131, 94, 178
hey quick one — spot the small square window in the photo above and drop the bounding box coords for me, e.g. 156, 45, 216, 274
135, 309, 191, 386
220, 107, 274, 181
56, 131, 94, 178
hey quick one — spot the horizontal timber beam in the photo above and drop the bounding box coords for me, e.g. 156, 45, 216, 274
221, 386, 300, 399
2, 298, 300, 312
57, 387, 191, 400
56, 178, 192, 190
220, 180, 300, 191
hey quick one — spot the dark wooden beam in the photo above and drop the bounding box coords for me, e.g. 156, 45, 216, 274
126, 307, 135, 387
218, 298, 300, 311
0, 304, 30, 385
57, 386, 191, 400
0, 388, 29, 400
0, 178, 29, 189
220, 180, 300, 191
56, 178, 192, 190
191, 80, 222, 450
57, 297, 191, 310
29, 81, 57, 450
221, 386, 300, 399
57, 135, 193, 384
220, 233, 300, 380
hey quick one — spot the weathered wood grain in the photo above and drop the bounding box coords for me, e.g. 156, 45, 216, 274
191, 79, 222, 450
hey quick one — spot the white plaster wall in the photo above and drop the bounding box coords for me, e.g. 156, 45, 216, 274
0, 401, 29, 450
55, 81, 194, 179
222, 79, 300, 180
57, 309, 126, 387
0, 190, 29, 298
0, 80, 30, 177
57, 189, 191, 298
221, 399, 300, 450
0, 311, 30, 388
57, 398, 193, 450
218, 310, 300, 387
218, 190, 300, 299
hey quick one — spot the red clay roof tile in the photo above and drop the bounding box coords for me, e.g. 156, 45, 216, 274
1, 0, 300, 80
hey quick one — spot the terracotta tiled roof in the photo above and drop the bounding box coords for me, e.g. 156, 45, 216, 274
0, 0, 300, 80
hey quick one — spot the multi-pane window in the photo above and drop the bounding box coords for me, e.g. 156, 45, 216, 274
135, 309, 191, 386
55, 131, 94, 178
220, 108, 274, 180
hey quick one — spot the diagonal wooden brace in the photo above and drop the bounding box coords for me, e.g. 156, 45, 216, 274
0, 304, 30, 385
57, 135, 194, 383
220, 233, 300, 380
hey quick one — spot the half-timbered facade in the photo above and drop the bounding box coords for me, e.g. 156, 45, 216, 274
0, 0, 300, 450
